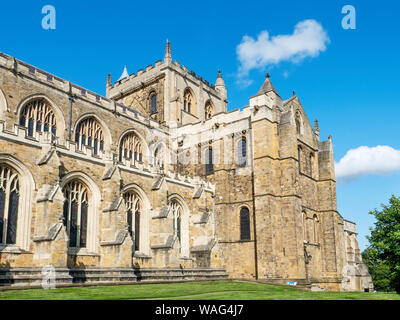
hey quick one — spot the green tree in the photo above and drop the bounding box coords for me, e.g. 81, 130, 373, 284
364, 195, 400, 293
362, 248, 394, 291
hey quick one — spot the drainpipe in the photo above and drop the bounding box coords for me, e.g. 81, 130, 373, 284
249, 117, 259, 280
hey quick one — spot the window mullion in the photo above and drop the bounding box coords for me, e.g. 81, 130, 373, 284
67, 192, 72, 239
77, 194, 82, 248
2, 176, 11, 244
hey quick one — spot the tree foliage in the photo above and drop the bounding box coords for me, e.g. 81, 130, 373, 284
363, 195, 400, 292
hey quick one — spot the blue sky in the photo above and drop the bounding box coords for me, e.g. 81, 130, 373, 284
1, 0, 400, 249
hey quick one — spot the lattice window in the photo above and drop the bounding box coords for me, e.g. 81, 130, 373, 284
63, 181, 89, 248
124, 191, 141, 251
183, 89, 193, 114
150, 93, 157, 115
205, 147, 214, 175
240, 207, 250, 241
75, 118, 104, 155
19, 99, 56, 137
238, 138, 247, 167
119, 132, 143, 164
205, 101, 213, 120
0, 165, 20, 245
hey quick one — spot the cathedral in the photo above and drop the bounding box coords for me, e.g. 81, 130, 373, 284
0, 42, 372, 291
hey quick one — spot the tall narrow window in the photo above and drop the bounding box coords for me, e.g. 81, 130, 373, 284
63, 181, 89, 248
170, 200, 183, 250
184, 89, 193, 114
154, 145, 164, 169
313, 214, 319, 244
307, 216, 314, 244
0, 165, 19, 245
205, 101, 213, 120
205, 147, 214, 175
124, 191, 141, 251
309, 153, 314, 177
20, 99, 56, 138
298, 146, 302, 173
238, 138, 247, 167
75, 118, 104, 156
302, 211, 307, 242
240, 207, 250, 241
119, 132, 143, 164
150, 93, 157, 114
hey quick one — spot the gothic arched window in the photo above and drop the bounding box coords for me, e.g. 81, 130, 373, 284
205, 147, 214, 175
119, 132, 143, 164
0, 165, 20, 245
238, 138, 247, 167
313, 214, 319, 244
240, 207, 250, 241
170, 200, 183, 248
205, 101, 213, 120
184, 89, 193, 114
309, 153, 314, 177
153, 145, 164, 169
19, 99, 56, 138
63, 180, 89, 248
123, 191, 142, 251
302, 211, 307, 242
150, 92, 157, 115
75, 117, 104, 156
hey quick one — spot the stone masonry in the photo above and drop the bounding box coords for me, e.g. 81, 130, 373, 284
0, 42, 372, 291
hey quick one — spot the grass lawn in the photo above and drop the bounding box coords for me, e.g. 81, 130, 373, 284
0, 281, 398, 300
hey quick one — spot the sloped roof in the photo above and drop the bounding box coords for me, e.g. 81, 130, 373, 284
117, 65, 129, 82
255, 75, 280, 98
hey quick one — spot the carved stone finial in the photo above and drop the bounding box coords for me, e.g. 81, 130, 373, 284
293, 90, 296, 96
266, 73, 270, 79
165, 39, 172, 61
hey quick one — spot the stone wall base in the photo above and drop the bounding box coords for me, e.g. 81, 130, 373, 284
0, 267, 228, 288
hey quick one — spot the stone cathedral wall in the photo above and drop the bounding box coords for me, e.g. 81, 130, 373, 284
0, 50, 372, 291
0, 53, 227, 286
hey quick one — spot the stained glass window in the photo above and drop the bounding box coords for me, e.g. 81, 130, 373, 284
0, 165, 20, 245
75, 118, 104, 155
63, 181, 89, 248
124, 191, 142, 251
20, 99, 56, 138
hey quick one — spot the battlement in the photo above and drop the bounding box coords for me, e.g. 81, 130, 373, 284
108, 57, 218, 101
0, 51, 167, 131
171, 60, 216, 90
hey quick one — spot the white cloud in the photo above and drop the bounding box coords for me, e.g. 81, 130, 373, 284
236, 19, 330, 76
335, 146, 400, 183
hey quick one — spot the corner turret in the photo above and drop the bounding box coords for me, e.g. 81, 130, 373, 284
249, 73, 282, 108
215, 70, 227, 101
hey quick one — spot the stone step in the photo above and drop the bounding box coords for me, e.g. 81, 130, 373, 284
0, 267, 228, 288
